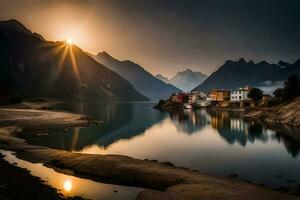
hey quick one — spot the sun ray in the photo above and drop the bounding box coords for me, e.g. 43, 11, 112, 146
40, 40, 82, 85
70, 128, 80, 151
53, 44, 69, 80
69, 45, 81, 81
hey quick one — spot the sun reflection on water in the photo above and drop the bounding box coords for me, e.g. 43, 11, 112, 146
63, 180, 72, 192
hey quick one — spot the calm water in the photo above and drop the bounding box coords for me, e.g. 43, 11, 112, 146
23, 102, 300, 189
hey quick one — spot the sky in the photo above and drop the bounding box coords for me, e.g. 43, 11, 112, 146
0, 0, 299, 77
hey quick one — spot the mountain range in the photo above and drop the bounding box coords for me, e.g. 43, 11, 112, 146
92, 52, 181, 100
156, 69, 207, 92
0, 19, 148, 102
2, 19, 299, 102
193, 58, 300, 92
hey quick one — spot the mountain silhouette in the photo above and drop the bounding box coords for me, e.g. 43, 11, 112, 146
168, 68, 207, 92
155, 74, 169, 83
92, 51, 181, 100
193, 58, 300, 92
0, 19, 147, 101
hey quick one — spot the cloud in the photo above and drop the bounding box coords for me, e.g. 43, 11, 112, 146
257, 80, 284, 95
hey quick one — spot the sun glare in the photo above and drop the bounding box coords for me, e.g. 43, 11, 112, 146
66, 38, 73, 45
63, 180, 72, 192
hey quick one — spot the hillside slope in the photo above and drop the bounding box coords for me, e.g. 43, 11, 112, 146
93, 52, 181, 100
0, 19, 147, 102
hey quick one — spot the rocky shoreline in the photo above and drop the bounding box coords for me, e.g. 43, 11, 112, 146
244, 98, 300, 127
155, 97, 300, 128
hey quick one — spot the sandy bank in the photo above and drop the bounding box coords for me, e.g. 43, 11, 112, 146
0, 106, 100, 134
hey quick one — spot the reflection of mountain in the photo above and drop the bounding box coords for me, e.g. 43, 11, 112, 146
22, 103, 167, 151
273, 131, 300, 157
92, 104, 167, 148
169, 109, 210, 134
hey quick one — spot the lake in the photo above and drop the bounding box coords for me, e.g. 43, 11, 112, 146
22, 102, 300, 189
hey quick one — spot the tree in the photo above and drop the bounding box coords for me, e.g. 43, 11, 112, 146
273, 75, 300, 101
248, 88, 263, 101
282, 75, 300, 100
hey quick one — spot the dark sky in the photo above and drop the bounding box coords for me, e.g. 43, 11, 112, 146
1, 0, 299, 77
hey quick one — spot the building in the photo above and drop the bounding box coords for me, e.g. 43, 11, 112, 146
210, 90, 231, 102
230, 86, 252, 102
171, 94, 181, 103
192, 91, 207, 99
188, 93, 197, 104
171, 93, 189, 103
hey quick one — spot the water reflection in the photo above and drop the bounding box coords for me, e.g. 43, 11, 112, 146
169, 109, 210, 134
0, 150, 142, 200
23, 102, 167, 151
63, 180, 72, 192
208, 110, 269, 146
20, 102, 300, 188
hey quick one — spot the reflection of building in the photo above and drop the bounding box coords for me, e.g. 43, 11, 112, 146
210, 90, 230, 102
230, 86, 252, 102
208, 110, 272, 146
210, 111, 230, 129
169, 109, 210, 134
230, 118, 250, 134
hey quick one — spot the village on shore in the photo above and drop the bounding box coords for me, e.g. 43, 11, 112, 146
156, 86, 271, 111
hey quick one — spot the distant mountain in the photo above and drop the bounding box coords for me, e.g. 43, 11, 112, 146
193, 58, 300, 92
155, 74, 169, 83
168, 69, 207, 92
0, 19, 147, 102
93, 52, 181, 100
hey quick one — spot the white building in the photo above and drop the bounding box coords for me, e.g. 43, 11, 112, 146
230, 86, 252, 102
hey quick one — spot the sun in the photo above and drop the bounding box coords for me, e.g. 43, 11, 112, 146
66, 38, 73, 45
